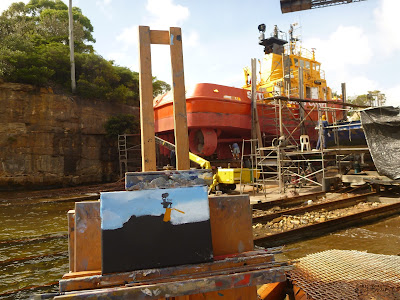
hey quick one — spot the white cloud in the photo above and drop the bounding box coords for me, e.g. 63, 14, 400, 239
184, 31, 199, 48
304, 25, 372, 74
145, 0, 190, 29
113, 1, 194, 82
116, 25, 138, 48
374, 0, 400, 54
96, 0, 113, 20
345, 76, 378, 98
302, 25, 374, 96
384, 84, 400, 107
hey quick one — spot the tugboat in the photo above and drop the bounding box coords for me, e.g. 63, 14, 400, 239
154, 24, 344, 160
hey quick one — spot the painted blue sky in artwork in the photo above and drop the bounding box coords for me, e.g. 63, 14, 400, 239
100, 186, 209, 230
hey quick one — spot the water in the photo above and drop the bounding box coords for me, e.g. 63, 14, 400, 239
0, 201, 74, 299
0, 194, 399, 299
283, 215, 400, 260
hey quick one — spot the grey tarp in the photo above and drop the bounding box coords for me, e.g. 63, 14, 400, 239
360, 106, 400, 180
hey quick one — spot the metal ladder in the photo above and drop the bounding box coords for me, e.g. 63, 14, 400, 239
118, 134, 128, 179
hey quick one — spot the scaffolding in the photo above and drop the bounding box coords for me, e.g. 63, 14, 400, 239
244, 95, 373, 194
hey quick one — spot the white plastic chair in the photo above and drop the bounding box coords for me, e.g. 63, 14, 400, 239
300, 135, 311, 152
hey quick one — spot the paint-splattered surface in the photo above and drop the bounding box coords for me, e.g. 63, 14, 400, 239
101, 186, 210, 230
101, 182, 213, 274
125, 170, 212, 191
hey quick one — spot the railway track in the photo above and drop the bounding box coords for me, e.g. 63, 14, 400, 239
252, 190, 400, 247
252, 192, 377, 224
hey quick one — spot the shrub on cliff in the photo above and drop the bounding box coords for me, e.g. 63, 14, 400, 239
0, 1, 170, 105
104, 114, 140, 138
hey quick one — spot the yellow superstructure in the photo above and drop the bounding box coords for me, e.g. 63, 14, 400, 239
244, 24, 333, 101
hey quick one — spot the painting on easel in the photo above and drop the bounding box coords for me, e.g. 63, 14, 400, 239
101, 171, 213, 274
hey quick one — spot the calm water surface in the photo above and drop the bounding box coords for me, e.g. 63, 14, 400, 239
0, 195, 399, 299
0, 201, 74, 299
283, 215, 400, 260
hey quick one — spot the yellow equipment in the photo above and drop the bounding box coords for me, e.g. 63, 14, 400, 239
154, 136, 257, 193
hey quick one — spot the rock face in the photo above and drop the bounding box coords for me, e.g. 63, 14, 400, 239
0, 82, 139, 189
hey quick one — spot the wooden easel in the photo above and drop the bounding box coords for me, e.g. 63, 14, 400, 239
56, 26, 288, 300
138, 26, 190, 171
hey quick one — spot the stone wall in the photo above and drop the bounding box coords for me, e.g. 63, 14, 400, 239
0, 82, 139, 189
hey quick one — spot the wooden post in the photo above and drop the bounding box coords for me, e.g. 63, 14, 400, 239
182, 195, 257, 299
74, 201, 101, 272
341, 82, 347, 120
138, 26, 156, 171
67, 210, 75, 272
170, 27, 190, 170
298, 67, 305, 135
138, 26, 190, 171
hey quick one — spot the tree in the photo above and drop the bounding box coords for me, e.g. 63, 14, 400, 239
347, 90, 386, 107
104, 114, 139, 138
153, 77, 171, 97
0, 0, 95, 51
0, 0, 170, 105
0, 0, 95, 84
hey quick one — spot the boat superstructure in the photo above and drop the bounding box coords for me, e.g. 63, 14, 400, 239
244, 24, 333, 101
154, 24, 344, 161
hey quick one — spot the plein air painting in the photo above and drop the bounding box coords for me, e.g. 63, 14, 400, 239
101, 185, 213, 274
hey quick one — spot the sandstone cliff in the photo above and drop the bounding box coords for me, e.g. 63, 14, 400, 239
0, 82, 139, 189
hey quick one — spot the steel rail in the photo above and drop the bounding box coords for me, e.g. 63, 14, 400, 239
253, 192, 376, 224
254, 200, 400, 247
252, 191, 326, 210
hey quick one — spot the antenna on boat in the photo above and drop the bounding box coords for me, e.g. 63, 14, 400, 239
289, 23, 300, 55
258, 24, 287, 55
258, 23, 266, 44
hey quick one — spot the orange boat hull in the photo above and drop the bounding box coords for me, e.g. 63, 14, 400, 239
154, 83, 342, 159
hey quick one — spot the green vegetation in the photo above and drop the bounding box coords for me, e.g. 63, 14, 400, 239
347, 90, 386, 107
104, 114, 139, 138
0, 0, 170, 105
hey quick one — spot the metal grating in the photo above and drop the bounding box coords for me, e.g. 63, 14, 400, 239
287, 250, 400, 299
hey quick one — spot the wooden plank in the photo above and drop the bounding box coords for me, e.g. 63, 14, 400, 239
257, 282, 286, 300
63, 271, 101, 280
150, 30, 169, 44
209, 195, 254, 256
197, 194, 257, 299
74, 201, 101, 272
67, 210, 75, 272
54, 268, 286, 300
169, 27, 190, 170
60, 251, 275, 292
138, 25, 156, 171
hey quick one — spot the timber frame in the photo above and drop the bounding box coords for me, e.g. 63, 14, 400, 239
138, 26, 190, 171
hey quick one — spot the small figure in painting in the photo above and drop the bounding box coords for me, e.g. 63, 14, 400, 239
161, 193, 185, 222
161, 193, 172, 209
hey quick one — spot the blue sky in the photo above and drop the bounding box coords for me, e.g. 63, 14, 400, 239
100, 186, 209, 230
1, 0, 399, 105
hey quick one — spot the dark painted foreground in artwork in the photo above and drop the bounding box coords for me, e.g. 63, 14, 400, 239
102, 214, 213, 274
